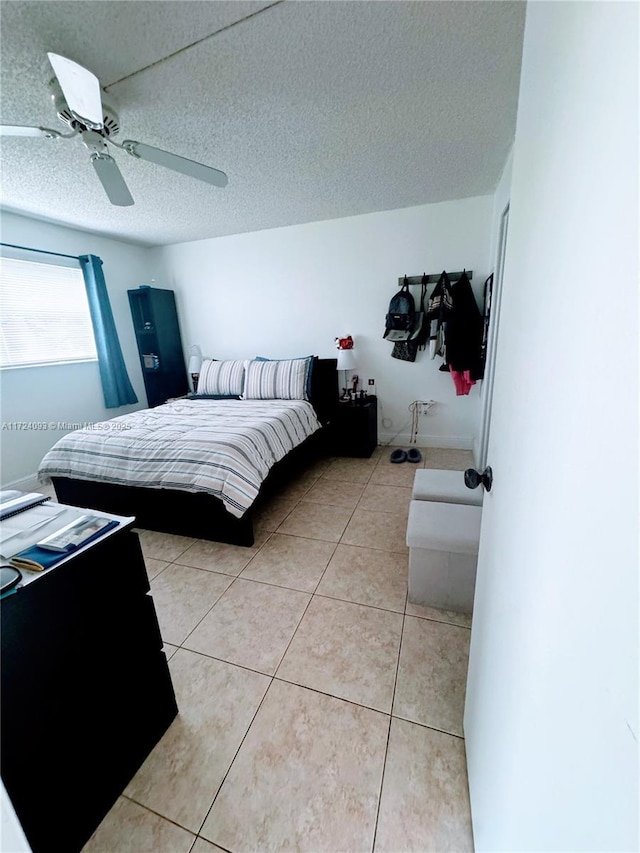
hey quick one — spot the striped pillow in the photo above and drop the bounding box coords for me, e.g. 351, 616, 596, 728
243, 357, 312, 400
198, 359, 247, 396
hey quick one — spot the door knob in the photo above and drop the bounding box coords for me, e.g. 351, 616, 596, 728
464, 466, 493, 492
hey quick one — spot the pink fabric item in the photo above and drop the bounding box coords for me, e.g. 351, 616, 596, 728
450, 369, 476, 396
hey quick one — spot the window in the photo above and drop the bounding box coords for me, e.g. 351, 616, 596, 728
0, 256, 98, 368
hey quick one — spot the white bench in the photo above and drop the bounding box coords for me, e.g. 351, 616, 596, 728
412, 468, 483, 506
406, 500, 482, 614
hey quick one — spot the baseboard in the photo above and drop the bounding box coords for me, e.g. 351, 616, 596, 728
1, 472, 41, 491
377, 433, 474, 449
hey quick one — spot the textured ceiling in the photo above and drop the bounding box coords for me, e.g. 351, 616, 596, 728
0, 1, 526, 246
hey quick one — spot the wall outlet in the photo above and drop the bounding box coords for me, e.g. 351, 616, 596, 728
368, 378, 376, 395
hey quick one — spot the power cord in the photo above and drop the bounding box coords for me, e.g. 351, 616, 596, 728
409, 401, 420, 445
379, 399, 436, 447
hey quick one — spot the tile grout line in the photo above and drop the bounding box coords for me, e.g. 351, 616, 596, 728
198, 838, 233, 853
172, 643, 462, 738
403, 611, 472, 630
192, 672, 277, 843
371, 586, 408, 852
308, 590, 406, 617
270, 675, 392, 717
176, 646, 274, 679
251, 487, 309, 539
390, 713, 466, 741
148, 502, 466, 647
147, 526, 280, 647
173, 645, 391, 716
176, 526, 332, 661
180, 564, 317, 670
268, 557, 330, 676
171, 569, 248, 649
191, 516, 340, 845
120, 793, 199, 838
145, 485, 409, 575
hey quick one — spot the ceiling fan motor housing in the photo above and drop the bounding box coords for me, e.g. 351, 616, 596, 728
49, 76, 120, 137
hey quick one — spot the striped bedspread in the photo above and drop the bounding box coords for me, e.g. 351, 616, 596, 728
38, 399, 321, 518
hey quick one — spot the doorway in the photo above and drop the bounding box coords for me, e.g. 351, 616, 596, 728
477, 204, 509, 469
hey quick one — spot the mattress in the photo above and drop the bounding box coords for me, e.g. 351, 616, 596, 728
38, 398, 321, 518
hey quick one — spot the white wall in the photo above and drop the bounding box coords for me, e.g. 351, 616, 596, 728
148, 196, 493, 447
0, 212, 149, 486
464, 2, 638, 850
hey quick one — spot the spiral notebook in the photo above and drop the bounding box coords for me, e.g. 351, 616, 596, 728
0, 490, 51, 521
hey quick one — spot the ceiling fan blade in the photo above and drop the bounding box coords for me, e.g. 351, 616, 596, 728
122, 140, 228, 188
91, 153, 134, 206
48, 53, 103, 129
1, 125, 61, 138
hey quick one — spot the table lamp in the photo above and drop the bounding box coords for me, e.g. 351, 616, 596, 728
336, 339, 357, 401
188, 345, 202, 392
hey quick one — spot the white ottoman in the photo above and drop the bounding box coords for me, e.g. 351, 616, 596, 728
412, 468, 483, 506
406, 500, 482, 614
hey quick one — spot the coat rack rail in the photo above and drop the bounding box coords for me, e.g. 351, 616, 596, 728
398, 270, 473, 286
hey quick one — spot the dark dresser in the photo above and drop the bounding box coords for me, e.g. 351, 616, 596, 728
0, 523, 177, 853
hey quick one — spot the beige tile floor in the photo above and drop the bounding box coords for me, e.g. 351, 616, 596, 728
83, 445, 476, 853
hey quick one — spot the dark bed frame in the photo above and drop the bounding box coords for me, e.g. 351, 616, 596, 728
52, 358, 338, 547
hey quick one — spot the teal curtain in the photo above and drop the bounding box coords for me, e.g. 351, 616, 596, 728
79, 254, 138, 408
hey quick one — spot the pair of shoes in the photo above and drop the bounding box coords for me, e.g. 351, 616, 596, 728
389, 448, 423, 464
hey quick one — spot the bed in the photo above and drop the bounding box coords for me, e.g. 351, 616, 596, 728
40, 358, 338, 546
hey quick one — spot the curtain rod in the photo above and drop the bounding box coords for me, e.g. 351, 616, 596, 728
0, 242, 81, 261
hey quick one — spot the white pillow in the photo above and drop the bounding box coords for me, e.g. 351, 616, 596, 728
198, 359, 247, 396
243, 357, 311, 400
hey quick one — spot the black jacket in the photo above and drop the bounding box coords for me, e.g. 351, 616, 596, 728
445, 272, 484, 380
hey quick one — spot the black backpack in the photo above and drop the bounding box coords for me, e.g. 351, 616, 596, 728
383, 278, 415, 338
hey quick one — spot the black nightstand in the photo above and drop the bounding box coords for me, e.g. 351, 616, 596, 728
331, 395, 378, 457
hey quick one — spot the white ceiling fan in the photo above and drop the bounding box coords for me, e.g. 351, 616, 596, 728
1, 53, 228, 206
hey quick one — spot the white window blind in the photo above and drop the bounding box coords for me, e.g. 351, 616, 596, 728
0, 256, 98, 368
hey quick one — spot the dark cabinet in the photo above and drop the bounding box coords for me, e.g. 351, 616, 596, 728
331, 396, 378, 457
0, 525, 178, 853
128, 285, 188, 407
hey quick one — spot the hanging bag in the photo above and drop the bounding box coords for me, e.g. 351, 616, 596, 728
391, 339, 418, 362
383, 277, 416, 341
391, 275, 430, 362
